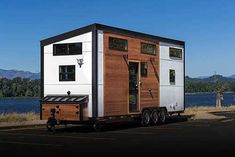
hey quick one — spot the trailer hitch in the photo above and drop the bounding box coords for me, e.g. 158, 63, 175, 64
46, 108, 57, 133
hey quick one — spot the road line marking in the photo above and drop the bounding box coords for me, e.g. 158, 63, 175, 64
0, 141, 63, 147
0, 132, 115, 141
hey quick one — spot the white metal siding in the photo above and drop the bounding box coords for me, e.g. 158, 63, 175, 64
97, 30, 104, 117
160, 42, 184, 112
43, 32, 93, 117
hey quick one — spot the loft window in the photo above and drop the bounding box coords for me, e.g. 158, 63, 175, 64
141, 62, 148, 77
53, 43, 82, 55
59, 65, 75, 81
169, 69, 175, 85
141, 42, 156, 55
169, 47, 182, 59
109, 37, 128, 51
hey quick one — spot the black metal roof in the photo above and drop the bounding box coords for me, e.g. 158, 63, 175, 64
41, 95, 88, 104
40, 23, 185, 46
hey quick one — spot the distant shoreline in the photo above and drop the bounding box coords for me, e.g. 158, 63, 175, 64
0, 92, 234, 98
0, 97, 39, 99
185, 91, 235, 95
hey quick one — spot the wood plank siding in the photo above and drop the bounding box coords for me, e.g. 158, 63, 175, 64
103, 32, 160, 116
41, 103, 88, 121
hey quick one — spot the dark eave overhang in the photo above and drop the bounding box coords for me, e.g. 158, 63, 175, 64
40, 23, 185, 47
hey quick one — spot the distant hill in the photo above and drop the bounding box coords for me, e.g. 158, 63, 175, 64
197, 76, 209, 79
0, 69, 40, 80
185, 74, 235, 93
186, 75, 235, 82
229, 74, 235, 79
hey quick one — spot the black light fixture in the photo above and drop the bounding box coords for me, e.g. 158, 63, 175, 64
67, 91, 71, 96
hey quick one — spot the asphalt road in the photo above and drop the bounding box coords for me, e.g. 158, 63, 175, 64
1, 112, 235, 155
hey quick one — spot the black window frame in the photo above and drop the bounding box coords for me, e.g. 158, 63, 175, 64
141, 42, 156, 56
109, 37, 128, 51
59, 65, 76, 81
169, 69, 175, 85
141, 62, 148, 77
169, 47, 182, 60
53, 42, 82, 56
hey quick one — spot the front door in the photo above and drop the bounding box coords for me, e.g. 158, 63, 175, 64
129, 62, 139, 112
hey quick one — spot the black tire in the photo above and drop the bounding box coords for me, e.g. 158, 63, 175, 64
46, 122, 52, 131
46, 122, 55, 133
159, 109, 166, 124
151, 109, 159, 125
46, 118, 56, 133
141, 110, 151, 126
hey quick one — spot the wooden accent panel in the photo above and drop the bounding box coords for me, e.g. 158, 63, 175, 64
41, 104, 57, 120
103, 53, 129, 116
59, 104, 80, 121
41, 103, 88, 121
103, 32, 160, 116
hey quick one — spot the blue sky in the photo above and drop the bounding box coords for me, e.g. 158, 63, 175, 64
0, 0, 235, 77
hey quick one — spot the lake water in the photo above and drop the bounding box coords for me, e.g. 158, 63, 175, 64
0, 98, 40, 113
185, 93, 235, 107
0, 93, 235, 113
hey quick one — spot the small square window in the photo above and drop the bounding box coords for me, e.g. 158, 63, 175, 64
109, 37, 128, 51
59, 65, 75, 81
169, 47, 182, 59
141, 42, 156, 55
141, 62, 148, 77
169, 69, 175, 84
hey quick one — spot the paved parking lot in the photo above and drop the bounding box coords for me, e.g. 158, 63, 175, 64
0, 113, 235, 155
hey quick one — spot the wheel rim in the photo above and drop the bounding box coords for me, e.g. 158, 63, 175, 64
160, 111, 166, 122
142, 111, 150, 126
152, 111, 158, 124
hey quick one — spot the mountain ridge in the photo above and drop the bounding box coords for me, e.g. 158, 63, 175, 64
0, 69, 40, 80
186, 74, 235, 82
0, 68, 234, 81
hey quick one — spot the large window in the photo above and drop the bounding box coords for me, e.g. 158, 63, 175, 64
169, 47, 182, 59
141, 42, 156, 55
53, 43, 82, 56
169, 69, 175, 85
59, 65, 75, 81
109, 37, 128, 51
141, 62, 148, 77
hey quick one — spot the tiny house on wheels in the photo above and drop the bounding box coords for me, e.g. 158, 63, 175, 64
40, 23, 185, 130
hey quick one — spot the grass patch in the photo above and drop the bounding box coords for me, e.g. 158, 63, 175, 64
185, 105, 235, 113
0, 112, 39, 123
184, 105, 235, 120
